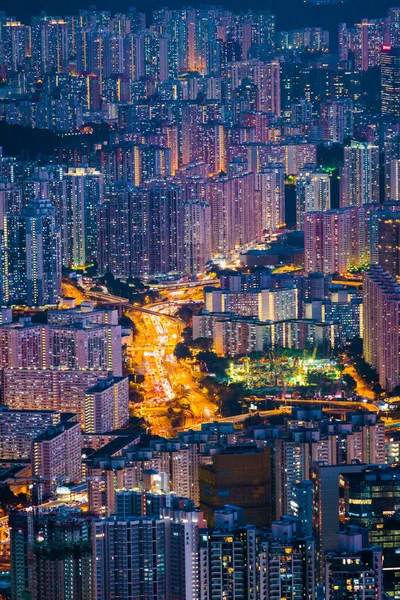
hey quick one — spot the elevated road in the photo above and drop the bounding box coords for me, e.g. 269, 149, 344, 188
269, 396, 378, 413
207, 395, 378, 425
87, 291, 184, 327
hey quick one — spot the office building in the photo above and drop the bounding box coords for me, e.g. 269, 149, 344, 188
199, 445, 271, 527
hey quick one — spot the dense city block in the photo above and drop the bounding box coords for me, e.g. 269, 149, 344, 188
1, 1, 400, 599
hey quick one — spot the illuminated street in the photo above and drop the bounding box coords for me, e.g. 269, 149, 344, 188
343, 363, 375, 400
125, 302, 218, 435
85, 288, 218, 435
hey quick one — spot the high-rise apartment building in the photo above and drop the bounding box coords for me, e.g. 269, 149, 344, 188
256, 164, 285, 234
12, 509, 93, 600
378, 213, 400, 277
1, 22, 27, 72
144, 180, 184, 275
354, 19, 384, 71
381, 45, 400, 117
98, 183, 151, 277
0, 320, 49, 369
2, 367, 104, 415
0, 407, 60, 460
320, 99, 354, 144
363, 265, 400, 391
93, 504, 206, 600
258, 517, 316, 600
305, 209, 355, 274
93, 516, 167, 600
1, 197, 61, 307
9, 510, 32, 600
32, 420, 82, 496
214, 317, 272, 356
341, 141, 379, 207
200, 522, 257, 599
206, 172, 261, 257
296, 167, 331, 230
384, 136, 400, 201
205, 287, 298, 321
162, 505, 206, 599
47, 303, 118, 326
84, 376, 129, 433
271, 415, 384, 521
182, 199, 212, 276
324, 527, 382, 600
311, 462, 367, 577
39, 20, 69, 74
0, 319, 122, 375
64, 168, 104, 268
292, 480, 313, 537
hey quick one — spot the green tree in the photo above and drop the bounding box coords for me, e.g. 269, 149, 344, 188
244, 413, 263, 428
353, 356, 378, 384
119, 314, 138, 340
177, 305, 194, 325
197, 351, 229, 377
372, 383, 383, 397
342, 373, 357, 393
189, 337, 212, 352
388, 384, 400, 397
219, 383, 245, 417
346, 337, 363, 357
181, 326, 192, 344
174, 342, 192, 360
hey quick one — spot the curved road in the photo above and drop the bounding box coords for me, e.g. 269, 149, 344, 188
87, 290, 184, 327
